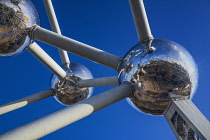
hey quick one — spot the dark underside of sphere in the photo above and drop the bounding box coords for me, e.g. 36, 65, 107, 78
51, 63, 93, 106
118, 39, 197, 115
130, 60, 191, 115
53, 75, 89, 105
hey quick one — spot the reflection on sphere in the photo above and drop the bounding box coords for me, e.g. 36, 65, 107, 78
118, 39, 198, 115
51, 63, 93, 105
0, 0, 39, 56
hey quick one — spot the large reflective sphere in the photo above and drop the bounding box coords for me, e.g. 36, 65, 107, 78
118, 39, 198, 115
0, 0, 39, 56
51, 63, 93, 105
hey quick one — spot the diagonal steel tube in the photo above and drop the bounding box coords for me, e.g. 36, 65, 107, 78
43, 0, 70, 69
0, 84, 133, 140
30, 26, 121, 70
0, 76, 118, 115
78, 76, 119, 87
0, 89, 53, 115
28, 42, 66, 79
129, 0, 153, 42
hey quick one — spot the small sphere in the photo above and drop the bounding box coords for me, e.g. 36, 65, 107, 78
118, 39, 198, 115
0, 0, 39, 56
51, 63, 93, 105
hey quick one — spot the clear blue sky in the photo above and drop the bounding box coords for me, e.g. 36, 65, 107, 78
0, 0, 210, 139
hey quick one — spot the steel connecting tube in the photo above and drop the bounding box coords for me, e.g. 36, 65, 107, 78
0, 84, 133, 140
30, 25, 121, 71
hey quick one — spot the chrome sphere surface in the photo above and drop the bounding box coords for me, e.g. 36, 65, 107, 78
0, 0, 39, 56
51, 63, 93, 105
118, 39, 198, 115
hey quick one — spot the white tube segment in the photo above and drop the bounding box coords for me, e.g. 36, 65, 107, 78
0, 89, 53, 115
0, 84, 132, 140
43, 0, 70, 69
129, 0, 153, 41
31, 26, 121, 70
28, 42, 66, 79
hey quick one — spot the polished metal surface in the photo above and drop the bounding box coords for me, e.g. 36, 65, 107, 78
51, 63, 93, 105
118, 39, 198, 115
0, 0, 39, 56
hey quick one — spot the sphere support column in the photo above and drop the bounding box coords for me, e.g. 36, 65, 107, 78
164, 99, 210, 140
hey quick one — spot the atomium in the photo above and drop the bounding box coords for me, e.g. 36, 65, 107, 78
51, 63, 93, 105
118, 39, 198, 115
0, 0, 39, 56
0, 0, 208, 139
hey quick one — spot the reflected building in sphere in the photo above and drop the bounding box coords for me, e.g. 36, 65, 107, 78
51, 63, 93, 105
118, 39, 198, 115
0, 0, 39, 56
0, 0, 209, 139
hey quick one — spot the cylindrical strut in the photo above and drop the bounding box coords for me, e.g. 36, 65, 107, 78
43, 0, 70, 69
28, 42, 66, 79
0, 84, 133, 140
0, 89, 53, 115
30, 26, 121, 70
78, 76, 119, 87
129, 0, 153, 42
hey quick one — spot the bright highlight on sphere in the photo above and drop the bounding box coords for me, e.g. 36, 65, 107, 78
51, 63, 93, 106
118, 39, 198, 115
0, 0, 39, 56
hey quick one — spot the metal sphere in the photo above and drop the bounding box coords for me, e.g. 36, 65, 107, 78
0, 0, 39, 56
51, 63, 93, 106
118, 39, 198, 115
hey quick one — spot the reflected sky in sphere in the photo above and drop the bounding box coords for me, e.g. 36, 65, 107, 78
0, 0, 39, 56
118, 39, 198, 115
51, 63, 93, 106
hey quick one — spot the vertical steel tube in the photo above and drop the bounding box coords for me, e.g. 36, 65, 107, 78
31, 26, 121, 70
129, 0, 153, 41
28, 42, 66, 79
43, 0, 70, 69
78, 76, 119, 87
0, 89, 53, 115
0, 84, 132, 140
